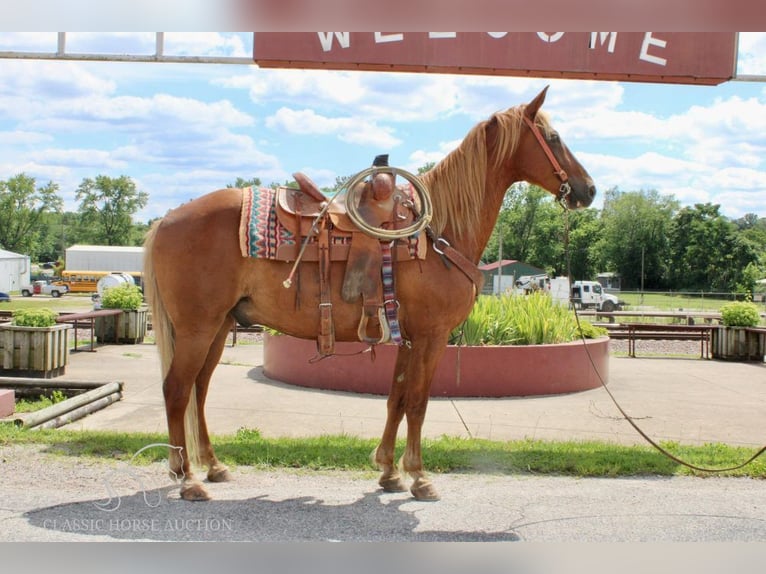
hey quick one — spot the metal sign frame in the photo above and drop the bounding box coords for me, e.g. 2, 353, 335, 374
0, 32, 762, 82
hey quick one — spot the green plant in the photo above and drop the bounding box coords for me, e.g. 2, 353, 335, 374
15, 390, 68, 413
451, 292, 607, 346
101, 283, 144, 311
720, 301, 760, 327
11, 308, 58, 327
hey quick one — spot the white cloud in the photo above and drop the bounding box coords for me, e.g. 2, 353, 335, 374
163, 33, 250, 58
265, 107, 402, 147
0, 130, 53, 145
408, 139, 462, 170
736, 32, 766, 76
0, 60, 116, 101
29, 148, 128, 170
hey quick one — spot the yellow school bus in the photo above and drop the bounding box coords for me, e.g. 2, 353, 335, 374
56, 270, 144, 293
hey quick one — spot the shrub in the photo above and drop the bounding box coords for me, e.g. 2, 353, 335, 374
451, 292, 607, 346
720, 301, 760, 327
101, 283, 144, 311
11, 308, 58, 327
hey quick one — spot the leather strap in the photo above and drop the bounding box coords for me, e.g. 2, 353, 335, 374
317, 219, 334, 356
381, 240, 404, 345
522, 115, 569, 184
425, 228, 485, 295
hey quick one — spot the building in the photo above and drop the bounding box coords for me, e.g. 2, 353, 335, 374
65, 245, 144, 273
0, 249, 31, 293
478, 259, 546, 294
596, 272, 621, 291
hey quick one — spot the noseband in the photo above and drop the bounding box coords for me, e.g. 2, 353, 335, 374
522, 114, 572, 208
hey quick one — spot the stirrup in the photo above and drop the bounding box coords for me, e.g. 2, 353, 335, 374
357, 306, 390, 345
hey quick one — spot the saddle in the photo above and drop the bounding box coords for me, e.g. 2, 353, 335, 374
273, 171, 425, 356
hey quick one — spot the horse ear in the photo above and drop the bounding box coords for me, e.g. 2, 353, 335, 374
524, 85, 549, 119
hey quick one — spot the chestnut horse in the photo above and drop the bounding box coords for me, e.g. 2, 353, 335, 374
143, 86, 595, 501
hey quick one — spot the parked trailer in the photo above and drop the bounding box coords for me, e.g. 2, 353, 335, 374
65, 245, 144, 274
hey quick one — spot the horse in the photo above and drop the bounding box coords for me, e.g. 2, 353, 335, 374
143, 86, 596, 502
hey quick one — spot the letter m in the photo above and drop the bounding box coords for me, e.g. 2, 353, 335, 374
317, 33, 351, 52
589, 32, 617, 53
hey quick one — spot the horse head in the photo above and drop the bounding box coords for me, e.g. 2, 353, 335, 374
521, 86, 596, 210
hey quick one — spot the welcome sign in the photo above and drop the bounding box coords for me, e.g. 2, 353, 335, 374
254, 32, 737, 85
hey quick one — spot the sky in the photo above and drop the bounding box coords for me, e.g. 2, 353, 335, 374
0, 32, 765, 222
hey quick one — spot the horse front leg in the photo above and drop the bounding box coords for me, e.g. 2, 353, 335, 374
400, 336, 448, 501
374, 346, 411, 493
375, 337, 446, 501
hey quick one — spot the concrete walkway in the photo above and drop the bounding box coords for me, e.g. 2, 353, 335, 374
57, 340, 766, 448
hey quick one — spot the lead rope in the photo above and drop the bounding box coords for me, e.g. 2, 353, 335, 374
561, 206, 766, 473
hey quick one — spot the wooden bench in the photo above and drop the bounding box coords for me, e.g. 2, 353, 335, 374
56, 309, 123, 352
604, 323, 715, 358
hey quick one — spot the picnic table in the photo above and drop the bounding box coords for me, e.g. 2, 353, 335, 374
56, 309, 123, 352
604, 322, 715, 358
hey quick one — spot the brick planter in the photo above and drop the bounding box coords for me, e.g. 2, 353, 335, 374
263, 334, 610, 397
0, 323, 72, 378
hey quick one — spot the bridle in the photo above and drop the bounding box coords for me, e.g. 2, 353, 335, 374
522, 114, 572, 208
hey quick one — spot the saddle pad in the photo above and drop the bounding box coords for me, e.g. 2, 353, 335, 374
239, 186, 296, 259
239, 186, 427, 261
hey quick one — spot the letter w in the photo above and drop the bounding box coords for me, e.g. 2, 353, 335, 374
317, 33, 351, 51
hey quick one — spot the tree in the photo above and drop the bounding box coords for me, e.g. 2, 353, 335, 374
227, 177, 262, 189
560, 207, 602, 280
483, 183, 569, 273
75, 175, 149, 246
593, 188, 678, 289
0, 173, 63, 258
667, 203, 760, 292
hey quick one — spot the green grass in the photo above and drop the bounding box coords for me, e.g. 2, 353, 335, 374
619, 291, 746, 313
1, 294, 94, 313
13, 390, 68, 413
1, 425, 765, 479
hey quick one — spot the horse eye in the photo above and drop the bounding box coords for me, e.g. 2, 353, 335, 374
549, 132, 560, 143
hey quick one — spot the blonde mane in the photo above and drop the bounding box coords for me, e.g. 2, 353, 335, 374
421, 105, 552, 240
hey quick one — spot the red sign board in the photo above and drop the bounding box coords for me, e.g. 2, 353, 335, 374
253, 32, 737, 85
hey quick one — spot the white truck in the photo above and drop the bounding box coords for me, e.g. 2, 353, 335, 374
21, 280, 69, 298
520, 276, 622, 312
569, 280, 622, 312
513, 274, 551, 294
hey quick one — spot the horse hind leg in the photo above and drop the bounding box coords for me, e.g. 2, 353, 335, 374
164, 332, 225, 501
194, 316, 236, 484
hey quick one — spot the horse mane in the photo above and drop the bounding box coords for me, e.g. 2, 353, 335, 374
420, 104, 552, 240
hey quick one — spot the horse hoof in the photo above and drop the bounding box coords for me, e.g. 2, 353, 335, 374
379, 475, 408, 493
410, 479, 440, 501
207, 467, 233, 483
180, 481, 211, 501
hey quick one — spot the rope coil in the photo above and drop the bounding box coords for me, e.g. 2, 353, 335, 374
344, 166, 433, 241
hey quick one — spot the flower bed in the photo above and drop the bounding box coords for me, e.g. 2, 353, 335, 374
263, 334, 610, 397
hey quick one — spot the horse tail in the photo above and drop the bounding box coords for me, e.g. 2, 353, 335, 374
143, 220, 201, 468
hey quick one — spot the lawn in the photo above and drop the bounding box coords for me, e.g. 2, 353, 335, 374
1, 425, 765, 479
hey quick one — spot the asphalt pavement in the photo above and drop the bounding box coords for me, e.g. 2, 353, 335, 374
2, 339, 766, 543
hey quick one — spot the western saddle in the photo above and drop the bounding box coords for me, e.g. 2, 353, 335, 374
273, 161, 426, 357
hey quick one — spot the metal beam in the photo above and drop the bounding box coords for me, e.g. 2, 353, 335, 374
0, 32, 255, 65
732, 74, 766, 82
